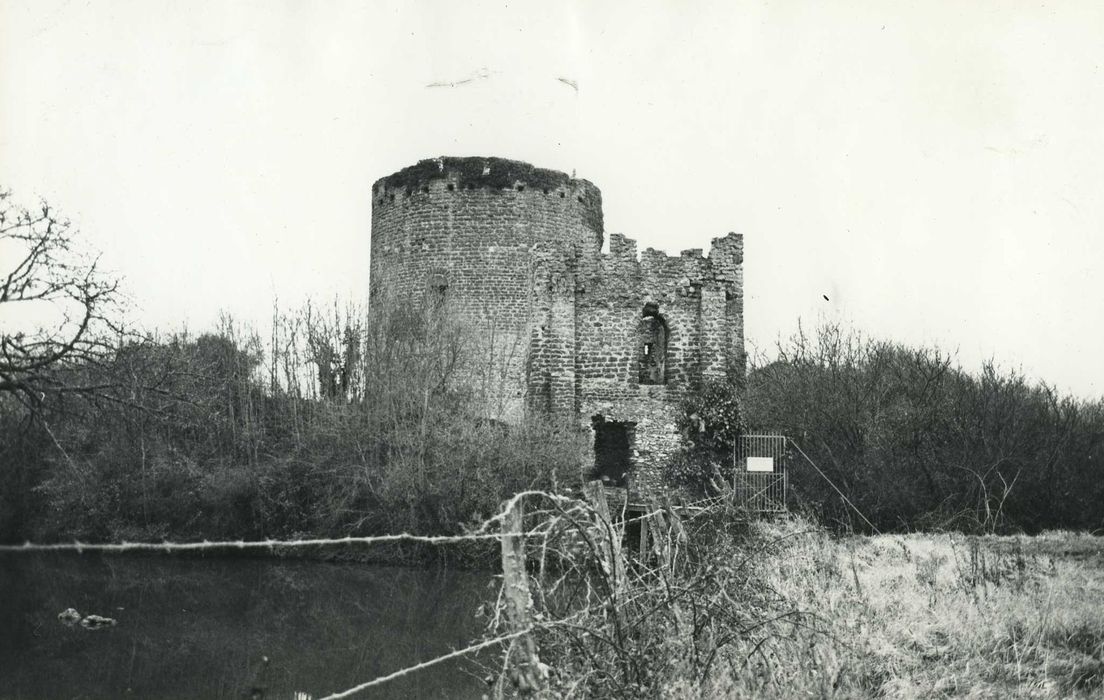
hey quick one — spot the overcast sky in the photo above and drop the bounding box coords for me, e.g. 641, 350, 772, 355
2, 0, 1102, 396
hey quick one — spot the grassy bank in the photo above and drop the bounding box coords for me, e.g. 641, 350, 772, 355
491, 499, 1104, 698
714, 524, 1104, 698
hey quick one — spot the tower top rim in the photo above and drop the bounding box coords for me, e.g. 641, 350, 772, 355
373, 156, 598, 194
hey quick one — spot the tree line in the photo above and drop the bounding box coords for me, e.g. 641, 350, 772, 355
746, 321, 1104, 533
2, 189, 1101, 545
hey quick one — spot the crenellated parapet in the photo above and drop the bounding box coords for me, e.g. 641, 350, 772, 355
580, 231, 742, 301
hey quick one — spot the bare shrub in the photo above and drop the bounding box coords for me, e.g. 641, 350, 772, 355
747, 320, 1104, 533
6, 290, 586, 554
484, 499, 1104, 697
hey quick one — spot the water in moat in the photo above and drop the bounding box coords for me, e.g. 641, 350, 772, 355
0, 553, 492, 699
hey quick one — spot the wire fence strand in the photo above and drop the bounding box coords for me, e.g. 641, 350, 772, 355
0, 490, 580, 554
318, 626, 535, 700
0, 487, 734, 698
788, 438, 881, 534
0, 531, 541, 553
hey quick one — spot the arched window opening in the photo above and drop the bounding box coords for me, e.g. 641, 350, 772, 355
638, 303, 668, 385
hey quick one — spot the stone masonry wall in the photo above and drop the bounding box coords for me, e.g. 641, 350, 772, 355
370, 157, 602, 420
369, 157, 744, 499
570, 233, 744, 497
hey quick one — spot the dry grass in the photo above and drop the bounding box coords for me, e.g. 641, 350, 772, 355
690, 521, 1104, 699
497, 499, 1104, 699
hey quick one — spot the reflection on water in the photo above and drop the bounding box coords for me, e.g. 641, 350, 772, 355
0, 553, 492, 699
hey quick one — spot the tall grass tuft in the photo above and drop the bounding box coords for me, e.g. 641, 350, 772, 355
481, 496, 1104, 698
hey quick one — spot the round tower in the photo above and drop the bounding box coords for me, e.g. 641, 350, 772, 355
370, 156, 604, 419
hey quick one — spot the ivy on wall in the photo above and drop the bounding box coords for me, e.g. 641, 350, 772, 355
665, 377, 747, 491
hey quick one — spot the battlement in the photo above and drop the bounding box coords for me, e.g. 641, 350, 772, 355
600, 232, 743, 286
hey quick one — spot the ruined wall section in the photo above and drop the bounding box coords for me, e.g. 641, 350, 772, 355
370, 157, 602, 420
568, 232, 745, 495
570, 232, 744, 395
707, 233, 745, 378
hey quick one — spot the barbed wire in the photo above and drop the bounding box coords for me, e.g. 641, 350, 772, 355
319, 585, 659, 699
319, 626, 535, 699
0, 531, 543, 553
0, 488, 721, 555
0, 490, 580, 553
1, 487, 732, 699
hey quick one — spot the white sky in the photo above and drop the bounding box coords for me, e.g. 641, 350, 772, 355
2, 0, 1102, 396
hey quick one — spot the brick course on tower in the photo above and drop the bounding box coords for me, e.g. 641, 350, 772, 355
371, 156, 744, 497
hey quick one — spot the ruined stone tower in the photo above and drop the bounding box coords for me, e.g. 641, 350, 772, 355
371, 157, 744, 495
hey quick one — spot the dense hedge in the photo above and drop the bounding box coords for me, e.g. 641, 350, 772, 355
745, 322, 1104, 533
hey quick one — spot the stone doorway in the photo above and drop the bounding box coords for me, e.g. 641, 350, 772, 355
591, 415, 634, 487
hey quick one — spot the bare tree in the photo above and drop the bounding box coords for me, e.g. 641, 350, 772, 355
0, 189, 122, 410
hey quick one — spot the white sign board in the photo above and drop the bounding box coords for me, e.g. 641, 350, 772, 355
747, 457, 775, 473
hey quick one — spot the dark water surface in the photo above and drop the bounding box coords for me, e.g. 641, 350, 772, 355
0, 554, 493, 699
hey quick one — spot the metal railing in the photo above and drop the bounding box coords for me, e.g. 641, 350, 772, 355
733, 432, 789, 514
733, 471, 787, 513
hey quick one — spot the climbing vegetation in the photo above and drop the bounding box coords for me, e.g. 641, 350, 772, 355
664, 375, 747, 492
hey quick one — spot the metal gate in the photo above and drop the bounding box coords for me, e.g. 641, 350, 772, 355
732, 433, 788, 514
